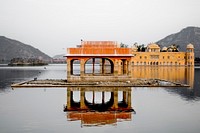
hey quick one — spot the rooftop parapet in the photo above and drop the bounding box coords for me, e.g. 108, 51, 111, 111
66, 41, 131, 56
81, 41, 119, 48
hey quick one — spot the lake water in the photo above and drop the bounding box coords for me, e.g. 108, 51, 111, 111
0, 64, 200, 133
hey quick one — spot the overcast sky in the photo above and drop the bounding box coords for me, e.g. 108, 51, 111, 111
0, 0, 200, 57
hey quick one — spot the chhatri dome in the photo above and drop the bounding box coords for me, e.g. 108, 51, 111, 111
187, 43, 194, 49
147, 43, 160, 48
162, 46, 168, 51
147, 43, 160, 52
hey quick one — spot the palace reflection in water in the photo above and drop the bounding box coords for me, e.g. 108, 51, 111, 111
64, 87, 135, 127
131, 66, 194, 88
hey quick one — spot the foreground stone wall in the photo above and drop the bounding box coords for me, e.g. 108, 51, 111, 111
67, 75, 133, 82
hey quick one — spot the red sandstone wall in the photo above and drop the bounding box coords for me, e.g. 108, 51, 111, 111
81, 41, 118, 48
68, 48, 131, 55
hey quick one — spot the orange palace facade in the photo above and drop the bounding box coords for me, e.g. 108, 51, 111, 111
131, 43, 194, 66
65, 41, 194, 82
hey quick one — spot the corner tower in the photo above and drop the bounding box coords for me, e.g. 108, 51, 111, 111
186, 43, 194, 66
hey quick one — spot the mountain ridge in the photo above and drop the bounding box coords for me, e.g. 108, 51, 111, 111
1, 26, 200, 64
0, 36, 52, 63
157, 26, 200, 57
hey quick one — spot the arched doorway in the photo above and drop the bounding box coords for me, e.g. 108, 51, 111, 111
84, 58, 114, 75
70, 59, 80, 75
85, 58, 101, 74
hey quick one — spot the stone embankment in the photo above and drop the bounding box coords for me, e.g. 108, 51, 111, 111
11, 79, 189, 88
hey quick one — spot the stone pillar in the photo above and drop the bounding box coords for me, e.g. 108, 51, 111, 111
127, 60, 131, 75
67, 89, 71, 110
67, 59, 71, 79
123, 91, 127, 103
118, 60, 122, 75
80, 90, 87, 109
127, 90, 131, 108
114, 59, 119, 76
124, 60, 127, 75
111, 61, 114, 74
92, 91, 95, 105
102, 58, 105, 74
92, 58, 95, 74
80, 59, 85, 77
111, 90, 118, 109
102, 91, 105, 104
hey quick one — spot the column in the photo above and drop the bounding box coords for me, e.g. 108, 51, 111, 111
111, 90, 118, 109
111, 61, 114, 74
127, 90, 131, 108
80, 90, 87, 109
128, 60, 131, 75
102, 91, 105, 104
92, 91, 95, 105
67, 59, 71, 79
102, 58, 105, 74
123, 91, 127, 103
114, 59, 119, 76
80, 59, 85, 77
92, 58, 95, 74
67, 89, 71, 110
124, 60, 127, 74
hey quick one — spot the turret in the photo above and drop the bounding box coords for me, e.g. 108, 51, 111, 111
147, 43, 160, 52
186, 43, 194, 66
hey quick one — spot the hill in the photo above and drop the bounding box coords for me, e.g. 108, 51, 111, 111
53, 54, 65, 59
157, 27, 200, 57
52, 54, 66, 63
0, 36, 52, 63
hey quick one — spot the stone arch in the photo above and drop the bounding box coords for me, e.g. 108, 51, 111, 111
84, 57, 114, 75
84, 58, 100, 74
70, 59, 81, 75
156, 62, 158, 65
105, 58, 114, 74
132, 61, 134, 66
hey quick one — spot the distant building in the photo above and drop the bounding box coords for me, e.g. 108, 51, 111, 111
131, 43, 194, 66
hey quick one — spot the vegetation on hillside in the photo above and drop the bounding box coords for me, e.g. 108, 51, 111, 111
8, 58, 48, 66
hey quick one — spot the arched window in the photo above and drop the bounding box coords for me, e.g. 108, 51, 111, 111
71, 59, 80, 75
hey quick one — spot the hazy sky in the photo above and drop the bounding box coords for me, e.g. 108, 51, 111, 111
0, 0, 200, 57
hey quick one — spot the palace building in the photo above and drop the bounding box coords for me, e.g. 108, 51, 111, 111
65, 41, 132, 82
65, 41, 194, 82
131, 43, 194, 66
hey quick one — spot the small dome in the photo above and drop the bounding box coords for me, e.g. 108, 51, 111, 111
132, 46, 138, 52
148, 43, 160, 48
162, 47, 167, 51
187, 43, 194, 49
131, 44, 137, 49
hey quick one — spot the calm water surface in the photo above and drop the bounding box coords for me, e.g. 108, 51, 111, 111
0, 64, 200, 133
